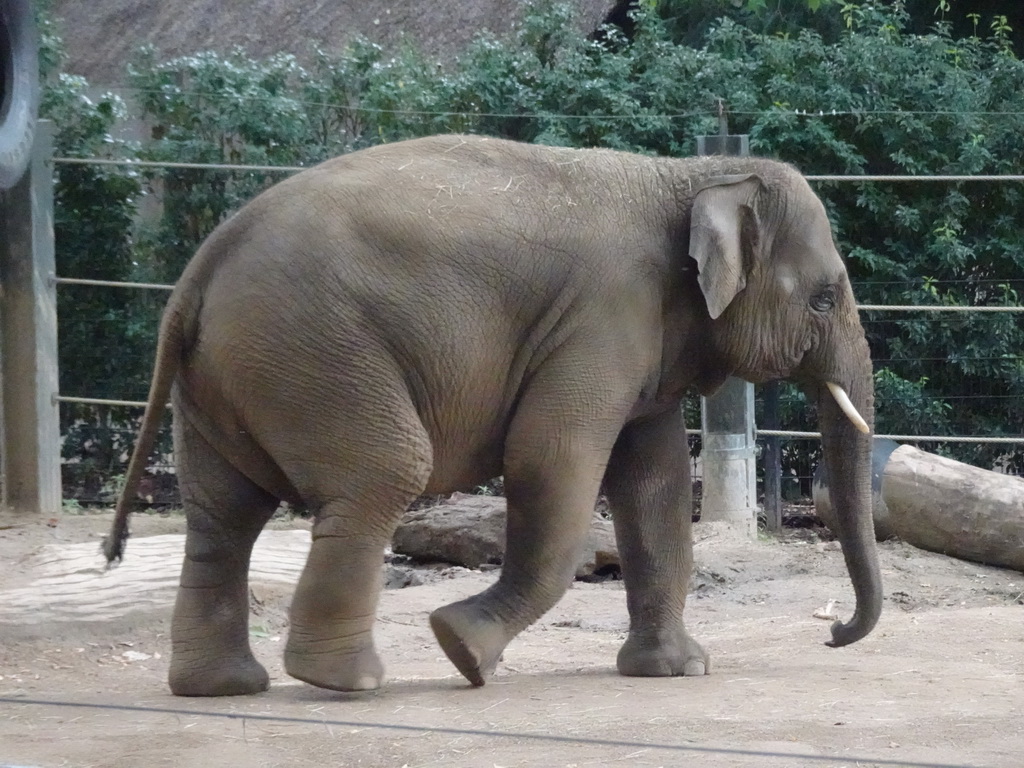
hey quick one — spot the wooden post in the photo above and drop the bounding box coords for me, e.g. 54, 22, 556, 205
0, 120, 60, 515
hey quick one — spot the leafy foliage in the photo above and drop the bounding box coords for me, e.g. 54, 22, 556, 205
39, 22, 155, 494
45, 0, 1024, 505
128, 47, 314, 281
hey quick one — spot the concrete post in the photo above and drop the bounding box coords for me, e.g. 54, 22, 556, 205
700, 378, 758, 535
696, 127, 757, 537
0, 120, 60, 515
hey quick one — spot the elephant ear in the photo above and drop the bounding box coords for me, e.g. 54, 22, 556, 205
689, 174, 763, 320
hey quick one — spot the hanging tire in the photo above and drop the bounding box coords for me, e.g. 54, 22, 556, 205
0, 0, 37, 190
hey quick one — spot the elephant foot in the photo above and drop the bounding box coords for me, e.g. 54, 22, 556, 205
284, 635, 384, 692
616, 627, 710, 677
169, 653, 270, 697
430, 600, 509, 686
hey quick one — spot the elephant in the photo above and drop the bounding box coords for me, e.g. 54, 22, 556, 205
105, 133, 881, 697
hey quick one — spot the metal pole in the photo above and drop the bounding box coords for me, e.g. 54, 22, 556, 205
0, 120, 60, 515
696, 116, 757, 537
762, 382, 782, 531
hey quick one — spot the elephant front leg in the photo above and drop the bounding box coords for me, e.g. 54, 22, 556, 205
604, 409, 709, 677
429, 457, 606, 686
430, 378, 622, 686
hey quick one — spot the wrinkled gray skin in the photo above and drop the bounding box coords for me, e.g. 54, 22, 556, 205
106, 134, 881, 697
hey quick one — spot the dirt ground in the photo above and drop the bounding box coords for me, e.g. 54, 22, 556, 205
0, 509, 1021, 768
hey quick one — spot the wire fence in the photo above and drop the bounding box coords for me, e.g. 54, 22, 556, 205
50, 155, 1024, 512
0, 697, 987, 768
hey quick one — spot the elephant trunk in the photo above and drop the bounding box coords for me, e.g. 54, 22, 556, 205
816, 358, 882, 647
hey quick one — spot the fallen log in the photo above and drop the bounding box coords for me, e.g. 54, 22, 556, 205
393, 492, 620, 579
813, 441, 1024, 572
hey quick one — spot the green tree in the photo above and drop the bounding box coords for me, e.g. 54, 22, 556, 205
42, 0, 1024, 506
128, 47, 314, 282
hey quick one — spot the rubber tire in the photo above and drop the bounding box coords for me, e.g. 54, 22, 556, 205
0, 0, 37, 190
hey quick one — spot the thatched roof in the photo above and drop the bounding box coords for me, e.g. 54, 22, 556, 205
53, 0, 617, 84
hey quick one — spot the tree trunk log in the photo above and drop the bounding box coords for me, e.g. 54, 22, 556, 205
814, 443, 1024, 572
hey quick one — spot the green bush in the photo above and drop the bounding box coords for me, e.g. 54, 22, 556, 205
39, 14, 154, 496
44, 0, 1024, 506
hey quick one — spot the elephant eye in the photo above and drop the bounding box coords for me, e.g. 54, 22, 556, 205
810, 287, 837, 313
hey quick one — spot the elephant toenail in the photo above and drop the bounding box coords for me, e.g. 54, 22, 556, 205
355, 675, 380, 690
684, 659, 706, 676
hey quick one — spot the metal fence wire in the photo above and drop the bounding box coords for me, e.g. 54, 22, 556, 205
50, 157, 1024, 513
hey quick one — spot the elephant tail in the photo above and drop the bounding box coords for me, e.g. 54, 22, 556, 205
103, 289, 194, 565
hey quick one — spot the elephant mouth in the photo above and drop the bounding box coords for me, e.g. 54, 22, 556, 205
775, 369, 869, 435
733, 351, 870, 436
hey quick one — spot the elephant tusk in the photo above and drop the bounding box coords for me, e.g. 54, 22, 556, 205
826, 382, 870, 435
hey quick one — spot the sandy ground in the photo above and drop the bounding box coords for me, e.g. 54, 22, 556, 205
0, 509, 1021, 768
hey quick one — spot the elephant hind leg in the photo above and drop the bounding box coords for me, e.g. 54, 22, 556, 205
281, 397, 434, 692
284, 495, 411, 692
169, 417, 280, 697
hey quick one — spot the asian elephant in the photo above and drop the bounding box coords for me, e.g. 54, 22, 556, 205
105, 134, 881, 697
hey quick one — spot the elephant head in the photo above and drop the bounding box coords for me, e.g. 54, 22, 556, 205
689, 169, 881, 646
